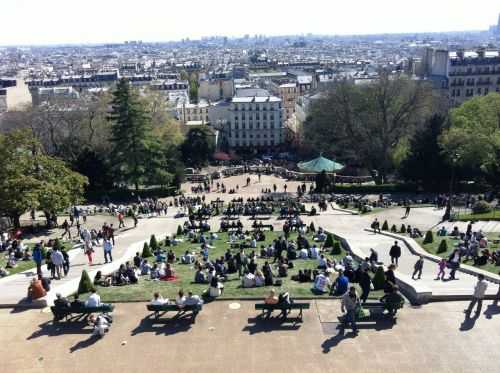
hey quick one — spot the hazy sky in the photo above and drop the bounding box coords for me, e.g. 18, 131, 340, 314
1, 0, 499, 45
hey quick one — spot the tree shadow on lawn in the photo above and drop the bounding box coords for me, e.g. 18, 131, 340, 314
242, 315, 302, 335
27, 320, 91, 340
131, 314, 193, 336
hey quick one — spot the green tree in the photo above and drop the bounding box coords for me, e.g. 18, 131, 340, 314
441, 93, 500, 187
149, 234, 158, 251
177, 225, 183, 236
142, 242, 152, 258
303, 75, 433, 183
423, 230, 434, 244
381, 220, 389, 231
108, 78, 157, 191
324, 233, 335, 248
77, 270, 95, 294
181, 127, 215, 167
399, 114, 451, 190
437, 239, 448, 254
331, 241, 342, 255
400, 224, 407, 233
0, 130, 87, 228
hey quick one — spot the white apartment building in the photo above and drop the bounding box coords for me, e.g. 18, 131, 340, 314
177, 101, 210, 125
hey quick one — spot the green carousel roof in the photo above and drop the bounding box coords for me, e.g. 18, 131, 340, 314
297, 155, 344, 173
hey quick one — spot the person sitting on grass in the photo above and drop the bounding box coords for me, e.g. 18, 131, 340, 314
262, 261, 274, 286
194, 265, 208, 284
242, 270, 256, 288
27, 277, 46, 302
140, 259, 152, 275
94, 271, 112, 287
264, 289, 279, 304
161, 263, 177, 281
125, 262, 138, 284
331, 270, 349, 296
208, 276, 224, 298
150, 264, 161, 280
181, 250, 195, 264
380, 285, 405, 316
167, 249, 176, 263
0, 267, 9, 277
313, 271, 331, 294
255, 269, 265, 287
150, 292, 168, 305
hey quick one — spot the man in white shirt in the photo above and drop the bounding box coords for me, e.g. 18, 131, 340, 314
465, 274, 488, 317
85, 289, 101, 308
51, 248, 65, 279
314, 272, 332, 293
310, 245, 319, 259
150, 292, 167, 305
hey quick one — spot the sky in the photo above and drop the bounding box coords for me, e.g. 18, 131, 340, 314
1, 0, 499, 46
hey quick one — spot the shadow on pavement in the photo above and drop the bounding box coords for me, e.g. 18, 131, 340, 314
130, 315, 193, 336
27, 320, 91, 340
242, 315, 302, 334
484, 304, 500, 319
321, 328, 358, 353
69, 334, 101, 353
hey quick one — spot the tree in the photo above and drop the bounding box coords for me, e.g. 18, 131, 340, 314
324, 233, 335, 248
423, 230, 434, 244
372, 266, 386, 290
331, 241, 342, 255
303, 75, 433, 183
390, 224, 397, 233
108, 78, 157, 191
381, 220, 389, 231
149, 234, 158, 251
437, 239, 448, 254
177, 225, 183, 236
399, 114, 451, 190
0, 130, 87, 228
77, 270, 95, 294
400, 224, 407, 233
142, 242, 152, 258
181, 127, 215, 167
441, 93, 500, 187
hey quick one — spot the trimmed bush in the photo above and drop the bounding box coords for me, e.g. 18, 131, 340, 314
77, 270, 95, 294
149, 234, 158, 251
372, 266, 386, 290
423, 230, 434, 244
324, 233, 335, 248
331, 241, 342, 255
142, 242, 152, 258
309, 222, 316, 233
381, 220, 389, 231
472, 200, 492, 214
390, 224, 397, 233
177, 225, 183, 236
437, 239, 448, 254
400, 224, 407, 234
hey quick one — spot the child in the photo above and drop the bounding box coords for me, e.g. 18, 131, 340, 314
436, 258, 447, 280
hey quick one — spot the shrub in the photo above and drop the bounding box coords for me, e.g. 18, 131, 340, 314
324, 233, 335, 248
437, 239, 448, 254
372, 266, 386, 290
142, 242, 152, 258
472, 200, 492, 214
390, 224, 397, 233
149, 234, 158, 251
309, 222, 316, 233
331, 241, 342, 255
77, 270, 95, 294
177, 225, 183, 236
381, 220, 389, 231
400, 224, 407, 234
423, 230, 434, 244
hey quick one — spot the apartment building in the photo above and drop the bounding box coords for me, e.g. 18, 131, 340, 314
177, 100, 210, 125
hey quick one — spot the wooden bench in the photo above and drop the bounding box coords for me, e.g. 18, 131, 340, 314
338, 301, 404, 324
146, 303, 202, 322
51, 304, 115, 322
255, 302, 310, 321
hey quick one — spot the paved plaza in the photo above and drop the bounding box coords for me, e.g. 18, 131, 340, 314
1, 174, 499, 372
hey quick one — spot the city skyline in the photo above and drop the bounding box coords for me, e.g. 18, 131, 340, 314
1, 0, 499, 46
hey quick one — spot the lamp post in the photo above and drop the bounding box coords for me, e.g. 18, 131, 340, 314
443, 153, 460, 221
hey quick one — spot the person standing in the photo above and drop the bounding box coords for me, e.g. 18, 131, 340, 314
108, 224, 115, 245
32, 243, 44, 277
404, 204, 411, 218
50, 247, 64, 280
103, 238, 113, 264
118, 212, 125, 228
465, 274, 488, 318
412, 256, 424, 280
389, 241, 402, 265
341, 287, 359, 334
359, 267, 372, 303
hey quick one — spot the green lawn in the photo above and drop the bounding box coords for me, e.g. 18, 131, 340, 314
87, 231, 384, 302
454, 210, 500, 221
0, 240, 73, 276
417, 233, 500, 275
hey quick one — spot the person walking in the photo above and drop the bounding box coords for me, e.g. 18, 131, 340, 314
435, 258, 447, 280
61, 219, 71, 239
389, 241, 402, 265
341, 287, 359, 334
50, 247, 64, 280
412, 256, 424, 280
448, 249, 461, 280
118, 212, 125, 228
465, 274, 488, 318
103, 238, 113, 263
404, 204, 411, 218
32, 243, 44, 277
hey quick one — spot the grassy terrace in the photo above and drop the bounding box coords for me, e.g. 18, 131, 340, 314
454, 210, 500, 222
0, 240, 73, 276
90, 231, 384, 302
417, 233, 500, 275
